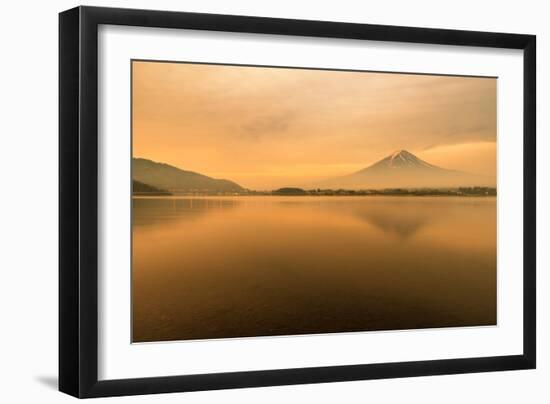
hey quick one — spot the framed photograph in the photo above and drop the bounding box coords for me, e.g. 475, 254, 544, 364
59, 6, 536, 398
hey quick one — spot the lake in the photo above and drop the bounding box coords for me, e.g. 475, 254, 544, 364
132, 196, 496, 342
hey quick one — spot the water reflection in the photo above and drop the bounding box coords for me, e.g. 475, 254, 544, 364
132, 196, 497, 342
133, 197, 240, 227
342, 201, 432, 239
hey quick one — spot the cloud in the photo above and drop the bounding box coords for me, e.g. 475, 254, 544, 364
241, 111, 295, 141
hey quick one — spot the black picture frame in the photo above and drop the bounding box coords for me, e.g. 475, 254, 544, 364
59, 6, 536, 398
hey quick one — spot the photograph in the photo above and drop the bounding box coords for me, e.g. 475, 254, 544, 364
131, 60, 497, 343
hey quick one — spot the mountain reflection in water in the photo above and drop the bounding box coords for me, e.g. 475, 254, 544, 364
132, 196, 496, 342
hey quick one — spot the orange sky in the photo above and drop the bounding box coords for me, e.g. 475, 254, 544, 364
132, 61, 496, 190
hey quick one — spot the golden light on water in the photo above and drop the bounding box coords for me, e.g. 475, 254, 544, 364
132, 196, 496, 342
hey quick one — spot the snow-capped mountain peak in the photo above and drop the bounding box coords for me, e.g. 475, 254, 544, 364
315, 149, 494, 189
370, 150, 438, 170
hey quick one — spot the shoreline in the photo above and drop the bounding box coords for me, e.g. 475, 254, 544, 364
132, 193, 497, 198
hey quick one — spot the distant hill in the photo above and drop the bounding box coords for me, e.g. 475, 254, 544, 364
273, 187, 307, 195
133, 180, 171, 195
317, 150, 495, 189
133, 158, 244, 193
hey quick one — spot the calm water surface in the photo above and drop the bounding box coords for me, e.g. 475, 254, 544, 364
132, 196, 496, 342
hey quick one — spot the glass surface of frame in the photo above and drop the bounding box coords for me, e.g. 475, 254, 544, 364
130, 59, 498, 343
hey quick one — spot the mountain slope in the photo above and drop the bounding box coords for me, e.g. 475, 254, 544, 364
318, 150, 494, 189
132, 180, 171, 195
359, 150, 440, 172
132, 158, 244, 193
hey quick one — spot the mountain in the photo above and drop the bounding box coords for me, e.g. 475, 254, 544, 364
317, 150, 495, 189
133, 180, 171, 195
133, 158, 244, 193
